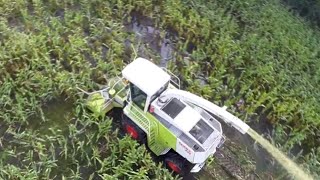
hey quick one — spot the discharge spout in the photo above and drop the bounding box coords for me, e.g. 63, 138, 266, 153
163, 89, 250, 134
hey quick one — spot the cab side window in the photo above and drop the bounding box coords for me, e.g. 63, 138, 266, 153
130, 83, 147, 109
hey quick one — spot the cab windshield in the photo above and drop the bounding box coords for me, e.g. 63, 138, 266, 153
189, 119, 214, 144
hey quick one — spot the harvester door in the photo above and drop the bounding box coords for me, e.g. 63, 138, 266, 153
130, 83, 147, 110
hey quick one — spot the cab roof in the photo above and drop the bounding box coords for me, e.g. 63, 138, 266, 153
122, 58, 171, 96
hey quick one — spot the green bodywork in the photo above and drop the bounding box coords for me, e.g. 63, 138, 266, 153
86, 93, 113, 117
124, 103, 177, 155
85, 77, 178, 156
86, 77, 128, 117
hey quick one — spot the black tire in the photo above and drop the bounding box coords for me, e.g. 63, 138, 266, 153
164, 152, 190, 176
121, 114, 147, 144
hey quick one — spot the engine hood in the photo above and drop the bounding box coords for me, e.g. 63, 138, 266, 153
158, 97, 202, 133
173, 104, 202, 132
155, 95, 223, 149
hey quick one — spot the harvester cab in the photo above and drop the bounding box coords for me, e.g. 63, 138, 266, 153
80, 57, 250, 174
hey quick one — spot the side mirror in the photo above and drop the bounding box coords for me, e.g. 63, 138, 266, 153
217, 136, 226, 148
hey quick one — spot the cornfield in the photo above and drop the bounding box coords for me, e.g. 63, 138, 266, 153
0, 0, 319, 179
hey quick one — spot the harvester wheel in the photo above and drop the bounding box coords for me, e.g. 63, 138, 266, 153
121, 114, 146, 144
164, 152, 188, 176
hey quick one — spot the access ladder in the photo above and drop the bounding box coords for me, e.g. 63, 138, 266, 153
125, 103, 166, 155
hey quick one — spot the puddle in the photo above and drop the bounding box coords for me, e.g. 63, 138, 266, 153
124, 15, 174, 68
28, 98, 74, 135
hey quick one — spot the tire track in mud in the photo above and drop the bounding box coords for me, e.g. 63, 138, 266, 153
213, 147, 260, 180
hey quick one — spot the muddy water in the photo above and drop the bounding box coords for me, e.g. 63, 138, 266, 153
28, 98, 73, 135
125, 16, 173, 68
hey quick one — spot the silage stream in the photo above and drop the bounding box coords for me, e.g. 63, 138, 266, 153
247, 128, 313, 180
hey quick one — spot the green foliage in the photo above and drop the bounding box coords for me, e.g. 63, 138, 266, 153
0, 0, 319, 179
0, 0, 177, 179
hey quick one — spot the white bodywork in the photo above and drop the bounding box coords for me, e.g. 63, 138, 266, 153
151, 93, 223, 165
122, 58, 171, 96
150, 87, 249, 171
173, 106, 201, 132
176, 139, 195, 160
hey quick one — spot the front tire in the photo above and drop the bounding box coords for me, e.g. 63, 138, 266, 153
121, 114, 146, 144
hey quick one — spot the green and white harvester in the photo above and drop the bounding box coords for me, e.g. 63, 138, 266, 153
79, 58, 250, 174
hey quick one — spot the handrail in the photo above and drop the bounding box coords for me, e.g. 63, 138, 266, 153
150, 119, 158, 136
126, 102, 160, 146
127, 101, 151, 135
108, 76, 125, 90
76, 87, 108, 95
102, 84, 128, 109
161, 67, 180, 89
78, 76, 128, 109
77, 86, 113, 111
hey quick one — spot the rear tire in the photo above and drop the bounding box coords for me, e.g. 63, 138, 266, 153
164, 152, 189, 176
121, 114, 147, 144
